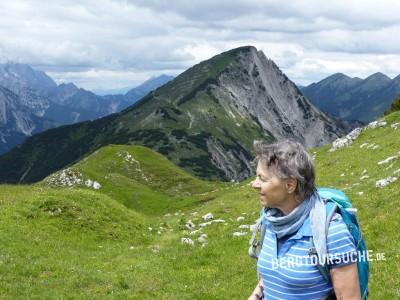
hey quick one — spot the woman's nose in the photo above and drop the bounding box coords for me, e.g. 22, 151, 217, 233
251, 178, 261, 189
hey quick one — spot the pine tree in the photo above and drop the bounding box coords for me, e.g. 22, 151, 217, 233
384, 96, 400, 115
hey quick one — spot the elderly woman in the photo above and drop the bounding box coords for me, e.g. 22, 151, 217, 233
248, 140, 360, 300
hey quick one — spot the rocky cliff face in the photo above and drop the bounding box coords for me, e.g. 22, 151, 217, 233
0, 63, 55, 119
0, 86, 59, 154
174, 46, 347, 179
0, 62, 57, 95
210, 47, 344, 148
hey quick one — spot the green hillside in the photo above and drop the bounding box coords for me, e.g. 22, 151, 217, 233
1, 112, 400, 299
313, 111, 400, 297
40, 145, 228, 216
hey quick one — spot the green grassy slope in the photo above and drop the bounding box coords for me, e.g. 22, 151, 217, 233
40, 145, 228, 216
0, 185, 149, 299
313, 111, 400, 298
0, 112, 399, 299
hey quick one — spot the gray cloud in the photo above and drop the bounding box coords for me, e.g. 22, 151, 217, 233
129, 0, 400, 29
0, 0, 400, 90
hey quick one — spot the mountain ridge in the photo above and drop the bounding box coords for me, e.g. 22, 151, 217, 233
0, 62, 173, 154
0, 46, 347, 183
301, 72, 400, 122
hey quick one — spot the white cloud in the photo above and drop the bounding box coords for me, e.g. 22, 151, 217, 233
1, 0, 400, 90
47, 68, 174, 91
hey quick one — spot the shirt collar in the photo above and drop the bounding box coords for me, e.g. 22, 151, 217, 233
287, 214, 312, 240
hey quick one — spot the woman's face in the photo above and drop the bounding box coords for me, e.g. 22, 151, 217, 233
251, 163, 294, 208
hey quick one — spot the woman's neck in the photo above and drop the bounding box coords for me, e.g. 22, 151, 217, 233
276, 194, 301, 215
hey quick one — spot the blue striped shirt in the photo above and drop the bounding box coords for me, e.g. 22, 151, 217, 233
257, 212, 357, 300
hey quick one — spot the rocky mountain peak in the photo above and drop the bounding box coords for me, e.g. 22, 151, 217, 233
392, 74, 400, 83
329, 72, 350, 79
51, 82, 80, 104
0, 62, 57, 94
125, 74, 174, 99
58, 82, 79, 91
323, 73, 352, 83
364, 72, 391, 83
205, 46, 346, 147
312, 73, 362, 89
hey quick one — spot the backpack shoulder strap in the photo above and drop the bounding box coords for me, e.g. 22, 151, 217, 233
259, 222, 267, 247
248, 208, 267, 259
325, 201, 339, 231
310, 200, 339, 284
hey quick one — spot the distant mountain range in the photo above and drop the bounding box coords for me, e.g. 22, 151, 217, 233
0, 62, 173, 154
301, 72, 400, 123
0, 46, 348, 184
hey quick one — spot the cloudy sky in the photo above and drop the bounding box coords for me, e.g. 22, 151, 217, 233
1, 0, 400, 92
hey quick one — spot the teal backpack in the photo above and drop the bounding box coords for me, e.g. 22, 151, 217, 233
249, 187, 369, 299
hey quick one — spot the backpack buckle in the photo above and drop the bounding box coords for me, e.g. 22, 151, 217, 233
308, 246, 318, 257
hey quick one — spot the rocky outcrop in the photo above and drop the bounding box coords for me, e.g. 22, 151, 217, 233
44, 167, 102, 189
328, 119, 387, 152
211, 46, 346, 148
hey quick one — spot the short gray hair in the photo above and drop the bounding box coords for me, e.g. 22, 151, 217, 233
253, 140, 316, 200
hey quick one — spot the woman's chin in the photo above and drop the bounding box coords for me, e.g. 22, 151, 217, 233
259, 198, 268, 207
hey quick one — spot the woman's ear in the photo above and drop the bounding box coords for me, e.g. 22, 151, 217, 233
286, 178, 297, 194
